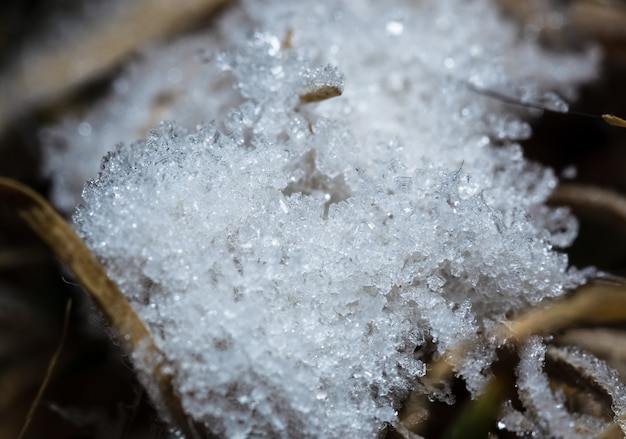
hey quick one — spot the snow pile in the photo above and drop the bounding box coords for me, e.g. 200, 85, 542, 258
64, 0, 600, 437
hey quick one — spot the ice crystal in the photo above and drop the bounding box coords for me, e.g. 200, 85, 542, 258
62, 0, 602, 437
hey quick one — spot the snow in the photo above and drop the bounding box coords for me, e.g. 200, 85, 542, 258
54, 0, 603, 436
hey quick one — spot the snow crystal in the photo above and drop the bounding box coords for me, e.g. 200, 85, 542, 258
64, 0, 600, 437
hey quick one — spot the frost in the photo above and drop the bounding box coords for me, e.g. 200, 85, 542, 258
500, 339, 626, 437
57, 0, 603, 437
548, 346, 626, 436
510, 337, 591, 438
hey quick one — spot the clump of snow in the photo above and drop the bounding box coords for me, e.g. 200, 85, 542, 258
65, 0, 601, 437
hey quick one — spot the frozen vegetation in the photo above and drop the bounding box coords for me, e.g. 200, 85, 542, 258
40, 0, 618, 437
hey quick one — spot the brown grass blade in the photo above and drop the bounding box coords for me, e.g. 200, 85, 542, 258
502, 281, 626, 342
602, 114, 626, 129
299, 85, 343, 104
0, 177, 209, 439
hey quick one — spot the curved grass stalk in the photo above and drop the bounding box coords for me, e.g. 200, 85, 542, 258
550, 183, 626, 231
0, 177, 209, 439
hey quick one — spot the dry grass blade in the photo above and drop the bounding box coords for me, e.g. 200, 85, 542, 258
549, 183, 626, 230
603, 114, 626, 128
502, 281, 626, 341
17, 298, 72, 439
299, 85, 343, 104
0, 0, 229, 136
0, 177, 208, 439
399, 280, 626, 435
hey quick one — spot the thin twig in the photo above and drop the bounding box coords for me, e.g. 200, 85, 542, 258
17, 299, 72, 439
